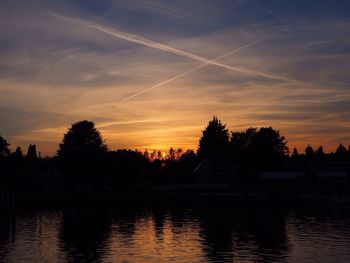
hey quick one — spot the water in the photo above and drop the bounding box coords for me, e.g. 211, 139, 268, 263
1, 205, 350, 262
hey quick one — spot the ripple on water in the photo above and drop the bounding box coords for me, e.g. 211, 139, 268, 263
1, 206, 350, 262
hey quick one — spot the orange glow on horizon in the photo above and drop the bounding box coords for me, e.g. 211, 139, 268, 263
2, 3, 350, 157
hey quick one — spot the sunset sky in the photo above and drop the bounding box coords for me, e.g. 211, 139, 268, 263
1, 0, 350, 156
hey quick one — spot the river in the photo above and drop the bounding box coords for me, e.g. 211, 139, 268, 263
1, 205, 350, 262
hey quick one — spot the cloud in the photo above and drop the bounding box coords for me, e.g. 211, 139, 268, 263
51, 13, 287, 81
121, 37, 270, 101
1, 0, 350, 155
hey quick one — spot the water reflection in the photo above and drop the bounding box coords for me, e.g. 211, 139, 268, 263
152, 208, 167, 241
0, 215, 14, 261
59, 207, 112, 263
0, 206, 350, 262
196, 207, 288, 262
198, 207, 236, 262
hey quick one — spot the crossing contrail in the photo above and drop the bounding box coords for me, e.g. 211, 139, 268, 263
121, 64, 206, 102
51, 13, 284, 80
121, 37, 269, 101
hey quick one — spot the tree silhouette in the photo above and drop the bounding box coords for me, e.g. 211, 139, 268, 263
335, 143, 347, 160
292, 147, 298, 159
58, 120, 107, 159
231, 127, 258, 170
27, 144, 38, 159
178, 150, 199, 183
305, 144, 314, 158
251, 127, 289, 158
57, 121, 107, 188
198, 116, 230, 168
168, 147, 176, 160
336, 143, 347, 155
231, 128, 257, 154
106, 150, 147, 187
13, 147, 23, 158
316, 146, 324, 160
0, 135, 10, 157
251, 127, 288, 170
231, 127, 288, 171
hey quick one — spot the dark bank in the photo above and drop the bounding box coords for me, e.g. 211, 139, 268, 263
1, 117, 350, 210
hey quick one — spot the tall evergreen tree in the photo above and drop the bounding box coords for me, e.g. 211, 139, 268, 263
316, 146, 325, 159
335, 143, 347, 160
305, 144, 314, 158
292, 147, 299, 159
27, 144, 38, 159
198, 116, 230, 167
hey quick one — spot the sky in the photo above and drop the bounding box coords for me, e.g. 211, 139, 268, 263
1, 0, 350, 156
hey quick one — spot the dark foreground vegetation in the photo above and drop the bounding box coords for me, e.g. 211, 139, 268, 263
1, 117, 350, 207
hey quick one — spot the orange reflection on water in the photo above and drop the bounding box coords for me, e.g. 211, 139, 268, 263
108, 213, 204, 262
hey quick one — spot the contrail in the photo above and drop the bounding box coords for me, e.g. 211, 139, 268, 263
121, 37, 269, 101
50, 13, 284, 80
121, 64, 205, 102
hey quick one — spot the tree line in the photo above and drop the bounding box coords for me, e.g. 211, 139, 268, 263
1, 117, 350, 191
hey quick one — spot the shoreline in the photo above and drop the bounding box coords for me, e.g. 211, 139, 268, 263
4, 188, 350, 208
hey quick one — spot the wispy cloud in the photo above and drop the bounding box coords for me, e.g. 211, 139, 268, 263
121, 37, 268, 101
1, 0, 350, 155
51, 13, 286, 81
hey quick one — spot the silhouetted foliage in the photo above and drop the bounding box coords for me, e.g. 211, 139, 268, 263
231, 127, 289, 172
58, 120, 107, 160
160, 149, 199, 184
335, 144, 347, 160
251, 127, 289, 157
57, 121, 108, 189
178, 150, 199, 178
168, 147, 176, 160
0, 135, 10, 157
292, 148, 298, 159
198, 116, 231, 168
1, 117, 350, 200
105, 150, 147, 187
27, 144, 38, 159
12, 147, 23, 159
231, 128, 257, 153
305, 144, 314, 159
316, 146, 325, 160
